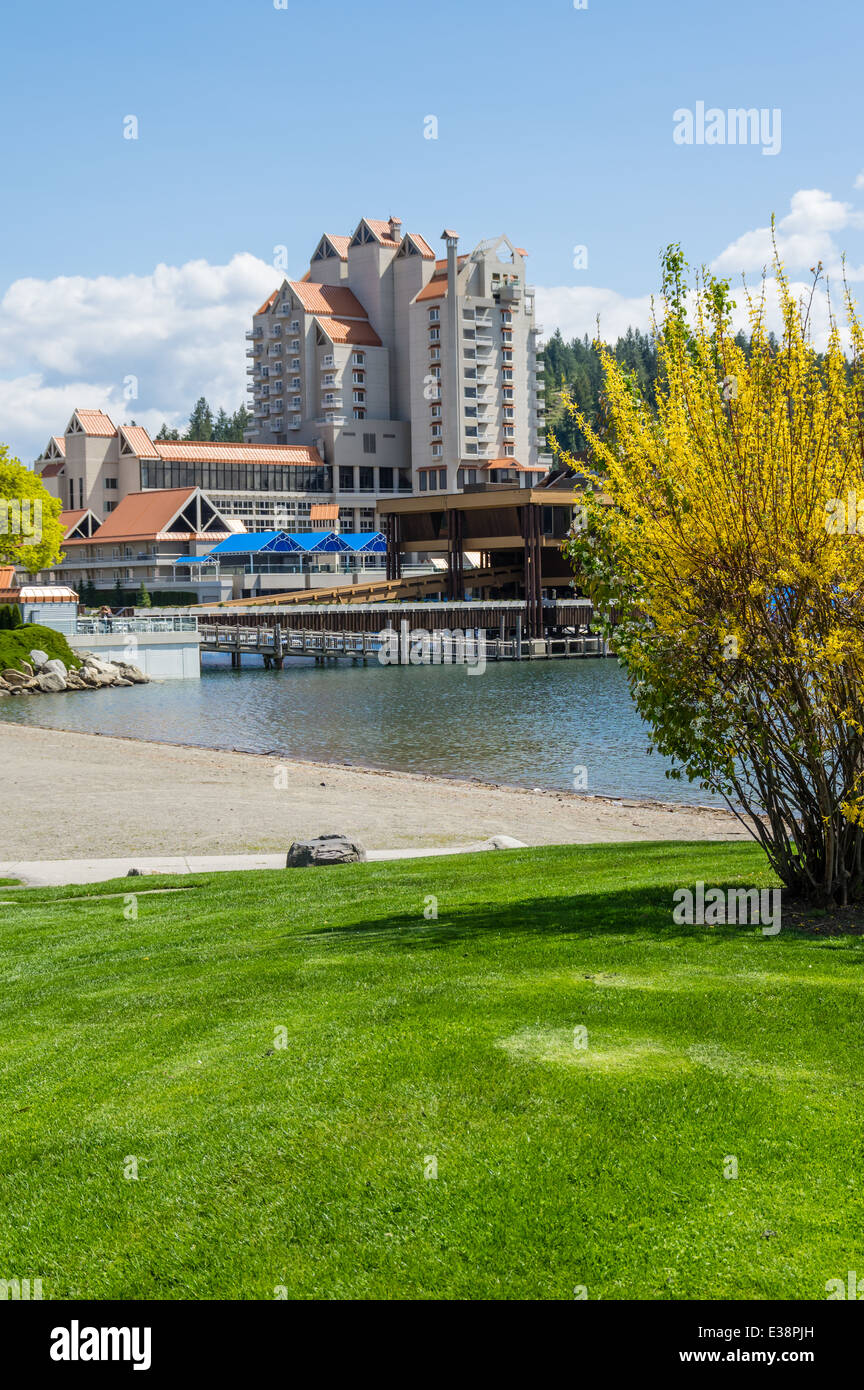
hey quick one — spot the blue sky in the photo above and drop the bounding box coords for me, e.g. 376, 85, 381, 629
2, 0, 863, 460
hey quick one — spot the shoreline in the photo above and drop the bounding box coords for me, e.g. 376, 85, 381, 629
4, 714, 731, 815
0, 721, 752, 860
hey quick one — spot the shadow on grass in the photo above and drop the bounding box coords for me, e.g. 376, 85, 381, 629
302, 879, 845, 958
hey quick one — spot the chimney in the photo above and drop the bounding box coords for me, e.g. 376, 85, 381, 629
441, 230, 461, 488
389, 215, 402, 242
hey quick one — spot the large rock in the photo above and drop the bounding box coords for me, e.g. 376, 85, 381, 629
41, 658, 67, 678
2, 669, 29, 687
286, 834, 367, 867
83, 656, 116, 675
37, 671, 67, 693
116, 663, 149, 684
29, 649, 50, 669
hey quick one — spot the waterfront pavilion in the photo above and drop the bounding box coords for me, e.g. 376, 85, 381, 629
378, 478, 585, 636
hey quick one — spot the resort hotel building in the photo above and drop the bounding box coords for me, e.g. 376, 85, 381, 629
28, 216, 550, 597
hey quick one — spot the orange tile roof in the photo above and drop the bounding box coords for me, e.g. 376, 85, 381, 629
362, 219, 401, 249
415, 277, 448, 303
310, 503, 339, 521
316, 316, 382, 347
62, 487, 209, 544
59, 509, 86, 528
49, 436, 66, 455
71, 409, 116, 436
154, 440, 324, 465
407, 233, 435, 259
288, 280, 369, 318
0, 566, 15, 590
324, 235, 351, 260
120, 424, 158, 457
255, 287, 280, 316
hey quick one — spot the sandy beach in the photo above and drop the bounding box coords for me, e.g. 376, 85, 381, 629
0, 722, 752, 860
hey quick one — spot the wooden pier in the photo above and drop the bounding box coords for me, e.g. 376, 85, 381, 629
197, 600, 611, 668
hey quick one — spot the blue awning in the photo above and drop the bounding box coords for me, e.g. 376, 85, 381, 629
339, 531, 387, 553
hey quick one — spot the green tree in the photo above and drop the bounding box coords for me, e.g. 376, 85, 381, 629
137, 582, 152, 608
0, 445, 65, 570
185, 397, 214, 442
156, 422, 180, 440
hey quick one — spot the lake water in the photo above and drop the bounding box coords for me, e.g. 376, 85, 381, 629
0, 654, 724, 807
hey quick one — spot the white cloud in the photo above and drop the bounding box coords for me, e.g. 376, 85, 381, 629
0, 253, 281, 463
3, 187, 864, 466
710, 188, 864, 279
536, 286, 655, 344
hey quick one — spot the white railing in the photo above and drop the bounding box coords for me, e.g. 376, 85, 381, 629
49, 614, 199, 637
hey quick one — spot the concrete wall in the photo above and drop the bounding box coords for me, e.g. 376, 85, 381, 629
68, 631, 202, 679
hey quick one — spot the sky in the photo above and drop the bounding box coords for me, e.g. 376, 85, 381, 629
2, 0, 864, 462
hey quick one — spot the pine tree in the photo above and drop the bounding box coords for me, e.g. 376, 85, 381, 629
185, 398, 214, 442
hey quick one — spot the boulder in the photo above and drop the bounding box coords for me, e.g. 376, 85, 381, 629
37, 671, 67, 693
0, 688, 9, 697
1, 669, 29, 687
117, 663, 149, 684
19, 661, 33, 678
29, 649, 50, 669
83, 656, 116, 675
286, 834, 367, 868
41, 658, 67, 678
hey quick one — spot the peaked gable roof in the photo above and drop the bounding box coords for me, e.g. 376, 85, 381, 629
66, 409, 116, 437
119, 424, 158, 458
64, 487, 230, 545
287, 280, 370, 318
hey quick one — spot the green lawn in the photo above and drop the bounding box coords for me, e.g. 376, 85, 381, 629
2, 841, 863, 1301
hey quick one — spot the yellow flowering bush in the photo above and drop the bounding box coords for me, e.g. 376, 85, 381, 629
559, 243, 864, 905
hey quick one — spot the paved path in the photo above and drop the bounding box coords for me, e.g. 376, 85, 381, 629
0, 839, 527, 888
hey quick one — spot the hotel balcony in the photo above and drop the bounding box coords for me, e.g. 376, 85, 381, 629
245, 328, 263, 340
498, 281, 522, 303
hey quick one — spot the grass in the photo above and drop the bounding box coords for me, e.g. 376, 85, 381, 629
2, 840, 863, 1301
0, 622, 80, 675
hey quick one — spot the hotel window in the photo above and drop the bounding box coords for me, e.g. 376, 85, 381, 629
352, 352, 365, 366
362, 433, 376, 454
503, 369, 513, 381
466, 425, 477, 437
438, 468, 446, 488
105, 500, 117, 513
463, 328, 475, 340
353, 408, 366, 420
431, 423, 442, 438
428, 307, 440, 322
503, 388, 514, 400
431, 404, 442, 418
112, 547, 120, 559
359, 466, 374, 491
352, 371, 365, 384
502, 350, 513, 362
431, 445, 443, 460
464, 405, 476, 417
78, 478, 84, 507
429, 327, 440, 342
125, 569, 133, 581
353, 390, 365, 404
290, 320, 299, 332
504, 445, 515, 456
504, 425, 515, 437
464, 368, 476, 379
398, 468, 412, 491
430, 346, 440, 361
504, 407, 514, 419
379, 467, 394, 490
465, 443, 478, 455
323, 374, 335, 386
339, 467, 355, 491
104, 477, 118, 489
292, 359, 300, 370
501, 311, 512, 324
464, 387, 476, 399
324, 393, 336, 405
419, 471, 428, 492
463, 348, 475, 359
428, 469, 438, 489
